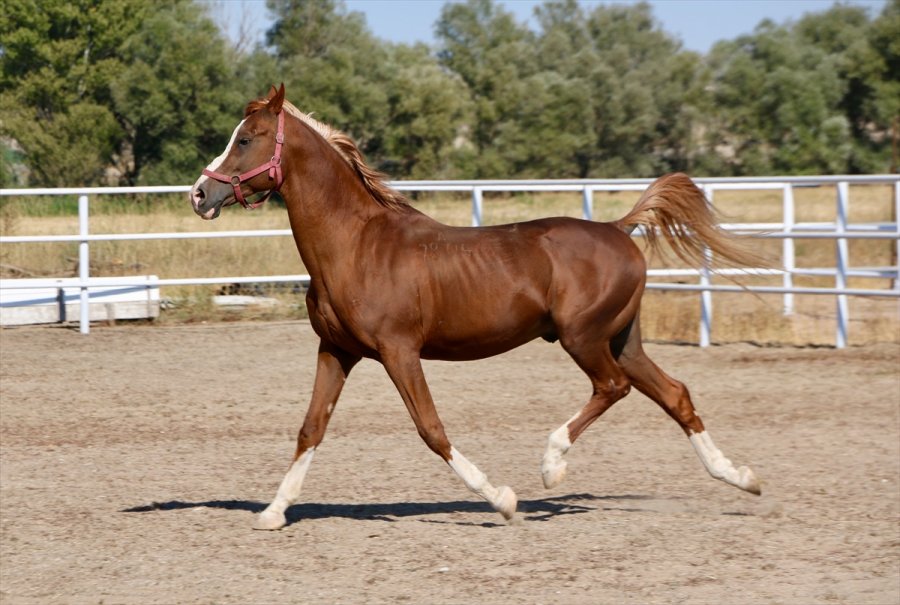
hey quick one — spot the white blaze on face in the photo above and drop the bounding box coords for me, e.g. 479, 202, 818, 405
191, 119, 246, 196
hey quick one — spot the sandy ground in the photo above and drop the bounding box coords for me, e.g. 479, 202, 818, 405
0, 320, 898, 605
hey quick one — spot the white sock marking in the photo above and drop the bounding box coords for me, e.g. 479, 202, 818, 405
689, 431, 733, 478
689, 431, 759, 493
447, 446, 516, 519
264, 447, 315, 516
546, 416, 575, 460
542, 412, 578, 488
448, 446, 492, 497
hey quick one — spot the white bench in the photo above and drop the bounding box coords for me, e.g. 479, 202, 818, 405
0, 276, 160, 326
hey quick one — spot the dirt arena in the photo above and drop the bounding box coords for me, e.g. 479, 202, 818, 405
0, 320, 897, 604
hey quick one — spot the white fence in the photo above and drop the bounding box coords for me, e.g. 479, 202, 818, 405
1, 175, 898, 347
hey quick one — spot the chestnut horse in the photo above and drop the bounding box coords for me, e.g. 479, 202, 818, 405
191, 85, 761, 530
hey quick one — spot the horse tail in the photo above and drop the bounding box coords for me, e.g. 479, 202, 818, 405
614, 172, 764, 270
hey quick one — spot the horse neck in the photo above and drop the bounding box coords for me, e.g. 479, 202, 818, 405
278, 120, 388, 275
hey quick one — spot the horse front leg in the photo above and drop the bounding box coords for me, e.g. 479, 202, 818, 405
380, 348, 519, 523
254, 342, 360, 530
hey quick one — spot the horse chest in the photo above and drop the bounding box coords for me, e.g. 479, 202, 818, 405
306, 289, 379, 357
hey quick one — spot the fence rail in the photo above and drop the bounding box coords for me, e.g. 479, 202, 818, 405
1, 175, 898, 346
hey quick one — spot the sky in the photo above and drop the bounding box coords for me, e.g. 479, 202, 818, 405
209, 0, 888, 54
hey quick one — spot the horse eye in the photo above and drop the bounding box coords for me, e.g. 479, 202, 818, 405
239, 137, 251, 146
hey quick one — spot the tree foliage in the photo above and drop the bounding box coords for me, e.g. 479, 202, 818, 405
264, 0, 472, 179
0, 0, 896, 187
0, 0, 254, 186
705, 1, 897, 174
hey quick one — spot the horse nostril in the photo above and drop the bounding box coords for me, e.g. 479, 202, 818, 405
195, 188, 205, 201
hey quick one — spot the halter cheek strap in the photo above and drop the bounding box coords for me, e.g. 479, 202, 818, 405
202, 110, 285, 209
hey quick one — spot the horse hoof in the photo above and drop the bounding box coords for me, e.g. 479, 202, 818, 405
495, 485, 518, 521
541, 458, 567, 489
739, 466, 762, 495
505, 513, 524, 526
253, 509, 287, 530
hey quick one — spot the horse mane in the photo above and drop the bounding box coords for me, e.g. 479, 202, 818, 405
244, 97, 408, 212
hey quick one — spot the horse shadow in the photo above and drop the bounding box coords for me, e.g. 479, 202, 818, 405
121, 493, 673, 527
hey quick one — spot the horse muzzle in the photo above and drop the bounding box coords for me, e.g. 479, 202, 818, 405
190, 181, 225, 220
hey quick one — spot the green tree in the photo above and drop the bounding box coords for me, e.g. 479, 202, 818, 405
436, 0, 539, 177
704, 3, 894, 175
581, 2, 705, 177
4, 0, 893, 187
436, 0, 705, 178
0, 0, 141, 185
0, 142, 14, 188
850, 0, 900, 172
380, 44, 473, 179
111, 2, 252, 184
266, 0, 392, 155
266, 0, 471, 179
0, 0, 252, 186
505, 0, 596, 177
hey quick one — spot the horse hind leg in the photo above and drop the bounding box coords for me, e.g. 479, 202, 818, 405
541, 341, 632, 489
617, 321, 761, 495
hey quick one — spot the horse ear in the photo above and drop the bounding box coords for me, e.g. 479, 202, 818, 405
269, 83, 285, 113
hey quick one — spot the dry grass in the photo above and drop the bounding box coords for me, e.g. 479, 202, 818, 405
1, 184, 897, 346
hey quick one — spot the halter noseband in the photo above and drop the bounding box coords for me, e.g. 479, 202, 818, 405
202, 110, 285, 209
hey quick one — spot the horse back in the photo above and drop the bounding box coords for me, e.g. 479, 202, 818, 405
356, 215, 646, 359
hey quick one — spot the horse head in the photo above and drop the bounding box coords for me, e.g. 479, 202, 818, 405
190, 84, 286, 220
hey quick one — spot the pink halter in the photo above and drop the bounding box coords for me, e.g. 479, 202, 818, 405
202, 110, 285, 209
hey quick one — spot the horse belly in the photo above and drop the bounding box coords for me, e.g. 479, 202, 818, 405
419, 291, 552, 361
419, 329, 548, 360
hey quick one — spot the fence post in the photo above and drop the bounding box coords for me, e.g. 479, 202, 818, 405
78, 194, 90, 334
581, 186, 593, 221
56, 287, 66, 323
894, 181, 899, 292
782, 184, 795, 315
699, 186, 713, 347
471, 188, 483, 227
835, 182, 849, 348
